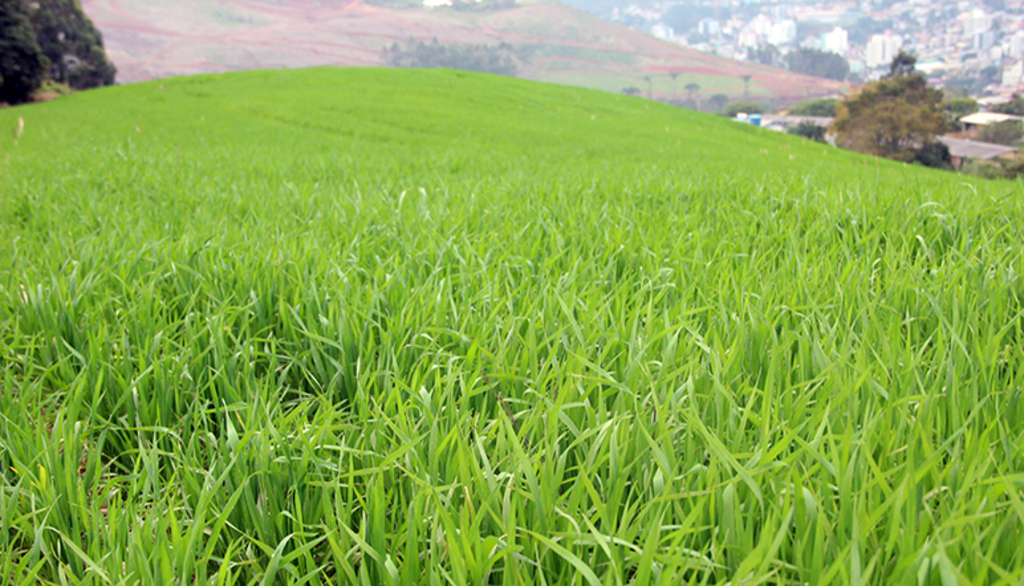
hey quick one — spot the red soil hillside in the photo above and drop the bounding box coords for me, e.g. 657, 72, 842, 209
81, 0, 845, 103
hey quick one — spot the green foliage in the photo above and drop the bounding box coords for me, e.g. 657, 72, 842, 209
834, 53, 946, 161
786, 48, 849, 81
723, 100, 763, 116
621, 85, 641, 96
787, 121, 826, 142
886, 49, 918, 78
912, 140, 953, 169
748, 43, 783, 68
787, 97, 837, 117
0, 0, 46, 105
978, 119, 1023, 145
24, 0, 116, 89
2, 67, 1024, 585
993, 94, 1024, 116
960, 157, 1006, 179
708, 92, 729, 111
947, 96, 979, 117
384, 39, 518, 76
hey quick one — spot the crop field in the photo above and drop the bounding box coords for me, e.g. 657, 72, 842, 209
1, 68, 1024, 585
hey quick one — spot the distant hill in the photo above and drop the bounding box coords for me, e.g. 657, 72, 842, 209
79, 0, 843, 104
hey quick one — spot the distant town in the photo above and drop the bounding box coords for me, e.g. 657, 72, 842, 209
567, 0, 1022, 98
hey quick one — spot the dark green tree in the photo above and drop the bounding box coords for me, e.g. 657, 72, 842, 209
749, 44, 783, 68
946, 96, 978, 117
992, 94, 1024, 116
384, 40, 517, 76
723, 100, 763, 117
0, 0, 46, 104
787, 48, 849, 81
788, 97, 837, 117
788, 121, 827, 142
708, 93, 729, 112
25, 0, 116, 89
886, 49, 917, 78
978, 120, 1023, 145
913, 141, 953, 170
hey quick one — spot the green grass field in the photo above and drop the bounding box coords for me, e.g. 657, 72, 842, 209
1, 67, 1024, 585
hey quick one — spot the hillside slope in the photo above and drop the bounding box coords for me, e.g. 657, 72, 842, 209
1, 69, 1023, 585
79, 0, 843, 102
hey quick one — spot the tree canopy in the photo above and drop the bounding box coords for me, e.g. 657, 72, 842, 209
788, 97, 837, 117
787, 48, 849, 81
832, 53, 946, 161
384, 40, 517, 76
723, 101, 763, 117
0, 0, 46, 105
25, 0, 116, 89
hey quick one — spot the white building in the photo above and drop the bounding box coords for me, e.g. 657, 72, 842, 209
1008, 33, 1024, 59
959, 9, 993, 39
699, 19, 721, 37
768, 20, 797, 46
1003, 60, 1024, 88
821, 27, 849, 57
866, 32, 903, 68
651, 23, 675, 41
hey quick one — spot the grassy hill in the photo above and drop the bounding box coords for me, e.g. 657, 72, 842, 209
79, 0, 844, 104
2, 68, 1024, 585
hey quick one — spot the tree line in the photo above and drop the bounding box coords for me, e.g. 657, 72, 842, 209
1, 0, 116, 105
384, 40, 518, 77
748, 45, 850, 82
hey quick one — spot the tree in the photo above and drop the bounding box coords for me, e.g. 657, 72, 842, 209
643, 75, 652, 100
741, 74, 752, 99
832, 52, 946, 162
709, 93, 729, 112
913, 141, 952, 170
622, 86, 641, 96
723, 100, 763, 117
684, 82, 700, 101
669, 71, 679, 100
947, 96, 978, 117
992, 94, 1024, 116
886, 49, 917, 78
25, 0, 116, 89
788, 121, 826, 142
787, 48, 849, 81
749, 44, 783, 68
385, 40, 517, 76
788, 97, 837, 117
978, 120, 1023, 145
0, 0, 46, 105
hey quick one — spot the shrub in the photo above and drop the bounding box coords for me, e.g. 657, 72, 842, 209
723, 100, 763, 117
978, 120, 1023, 145
788, 97, 837, 117
788, 121, 826, 142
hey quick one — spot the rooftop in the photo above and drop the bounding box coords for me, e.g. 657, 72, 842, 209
937, 136, 1018, 160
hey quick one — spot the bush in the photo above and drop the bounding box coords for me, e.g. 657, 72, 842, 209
913, 141, 953, 170
723, 101, 763, 117
978, 120, 1023, 145
788, 121, 826, 142
384, 39, 518, 76
0, 0, 47, 105
947, 97, 978, 117
708, 93, 729, 112
960, 158, 1005, 179
788, 97, 837, 117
